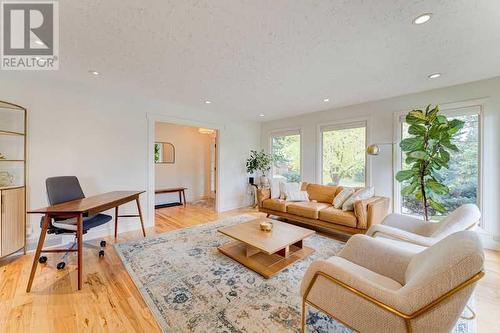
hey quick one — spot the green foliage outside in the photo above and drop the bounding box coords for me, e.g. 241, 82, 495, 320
271, 135, 301, 182
322, 127, 365, 187
396, 105, 465, 221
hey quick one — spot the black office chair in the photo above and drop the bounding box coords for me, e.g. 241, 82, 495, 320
38, 176, 112, 270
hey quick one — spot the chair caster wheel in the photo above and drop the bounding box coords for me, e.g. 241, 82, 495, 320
56, 262, 66, 270
100, 240, 106, 247
99, 250, 105, 258
38, 256, 47, 264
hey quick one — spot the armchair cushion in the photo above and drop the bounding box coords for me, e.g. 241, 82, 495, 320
366, 224, 437, 247
378, 213, 438, 237
338, 234, 413, 285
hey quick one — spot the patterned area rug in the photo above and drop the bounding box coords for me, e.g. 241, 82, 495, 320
114, 215, 474, 333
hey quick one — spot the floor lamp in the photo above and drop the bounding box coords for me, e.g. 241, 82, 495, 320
366, 142, 396, 213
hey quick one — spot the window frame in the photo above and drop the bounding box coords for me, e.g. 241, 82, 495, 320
268, 128, 303, 181
317, 119, 370, 187
393, 102, 484, 225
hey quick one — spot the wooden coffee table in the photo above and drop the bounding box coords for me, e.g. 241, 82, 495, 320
218, 218, 315, 278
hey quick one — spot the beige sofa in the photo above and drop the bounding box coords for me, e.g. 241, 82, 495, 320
257, 183, 389, 235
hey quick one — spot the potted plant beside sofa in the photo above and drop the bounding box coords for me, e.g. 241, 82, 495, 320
246, 150, 273, 187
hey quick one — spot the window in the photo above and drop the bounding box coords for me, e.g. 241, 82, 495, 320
270, 131, 301, 182
321, 122, 367, 186
398, 107, 481, 219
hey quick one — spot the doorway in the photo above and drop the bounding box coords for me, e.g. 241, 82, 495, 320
152, 122, 218, 223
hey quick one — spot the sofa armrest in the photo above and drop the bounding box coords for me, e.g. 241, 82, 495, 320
354, 196, 389, 229
338, 234, 414, 285
256, 187, 271, 207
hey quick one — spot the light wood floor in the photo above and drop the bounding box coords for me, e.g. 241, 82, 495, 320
0, 205, 499, 332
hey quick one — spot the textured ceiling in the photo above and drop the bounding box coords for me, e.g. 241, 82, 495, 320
15, 0, 500, 120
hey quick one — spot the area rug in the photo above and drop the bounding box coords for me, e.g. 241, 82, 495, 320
114, 214, 474, 333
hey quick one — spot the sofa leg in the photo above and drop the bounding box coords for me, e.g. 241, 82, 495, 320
266, 213, 270, 218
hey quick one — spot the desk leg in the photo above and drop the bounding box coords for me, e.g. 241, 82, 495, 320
178, 191, 182, 205
77, 213, 83, 290
182, 190, 186, 207
26, 213, 50, 292
114, 206, 119, 238
136, 198, 146, 237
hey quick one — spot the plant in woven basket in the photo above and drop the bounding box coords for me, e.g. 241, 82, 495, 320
396, 105, 464, 221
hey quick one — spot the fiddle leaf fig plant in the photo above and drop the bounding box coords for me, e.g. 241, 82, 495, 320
396, 105, 464, 221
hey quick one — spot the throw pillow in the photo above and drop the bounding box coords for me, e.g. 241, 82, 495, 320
333, 187, 355, 209
342, 186, 375, 211
282, 182, 309, 202
270, 178, 283, 199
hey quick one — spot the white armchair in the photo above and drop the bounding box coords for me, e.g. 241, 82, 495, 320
366, 204, 481, 252
300, 231, 484, 333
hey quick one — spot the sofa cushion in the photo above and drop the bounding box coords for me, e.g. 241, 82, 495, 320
319, 207, 358, 228
306, 184, 343, 203
287, 202, 331, 219
262, 198, 292, 212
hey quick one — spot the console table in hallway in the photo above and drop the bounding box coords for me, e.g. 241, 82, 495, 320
155, 187, 187, 208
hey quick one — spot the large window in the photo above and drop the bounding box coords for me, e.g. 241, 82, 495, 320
398, 107, 481, 219
271, 131, 301, 182
321, 122, 367, 187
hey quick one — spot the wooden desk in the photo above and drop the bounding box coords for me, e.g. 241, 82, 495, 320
155, 187, 187, 207
26, 190, 146, 292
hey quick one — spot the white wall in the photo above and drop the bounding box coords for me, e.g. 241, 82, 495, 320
261, 77, 500, 249
154, 123, 213, 204
0, 74, 260, 249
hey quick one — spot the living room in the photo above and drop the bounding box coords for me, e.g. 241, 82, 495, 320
0, 1, 499, 333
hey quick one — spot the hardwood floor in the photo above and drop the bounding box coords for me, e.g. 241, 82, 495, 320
0, 204, 499, 332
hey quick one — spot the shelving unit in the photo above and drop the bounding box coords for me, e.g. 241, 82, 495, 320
0, 100, 26, 259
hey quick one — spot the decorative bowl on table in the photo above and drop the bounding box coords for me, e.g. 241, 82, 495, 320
260, 221, 273, 232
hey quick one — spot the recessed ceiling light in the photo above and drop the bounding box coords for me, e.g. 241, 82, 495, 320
413, 13, 432, 25
323, 98, 330, 102
259, 114, 265, 117
34, 40, 45, 46
89, 70, 100, 76
427, 72, 441, 79
204, 100, 212, 104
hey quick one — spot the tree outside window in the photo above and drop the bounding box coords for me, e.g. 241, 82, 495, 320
271, 134, 301, 182
322, 125, 366, 187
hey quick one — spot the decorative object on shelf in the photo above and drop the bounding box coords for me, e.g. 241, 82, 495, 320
0, 99, 27, 259
246, 149, 274, 187
0, 171, 14, 187
395, 104, 464, 221
154, 142, 175, 164
259, 220, 273, 232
